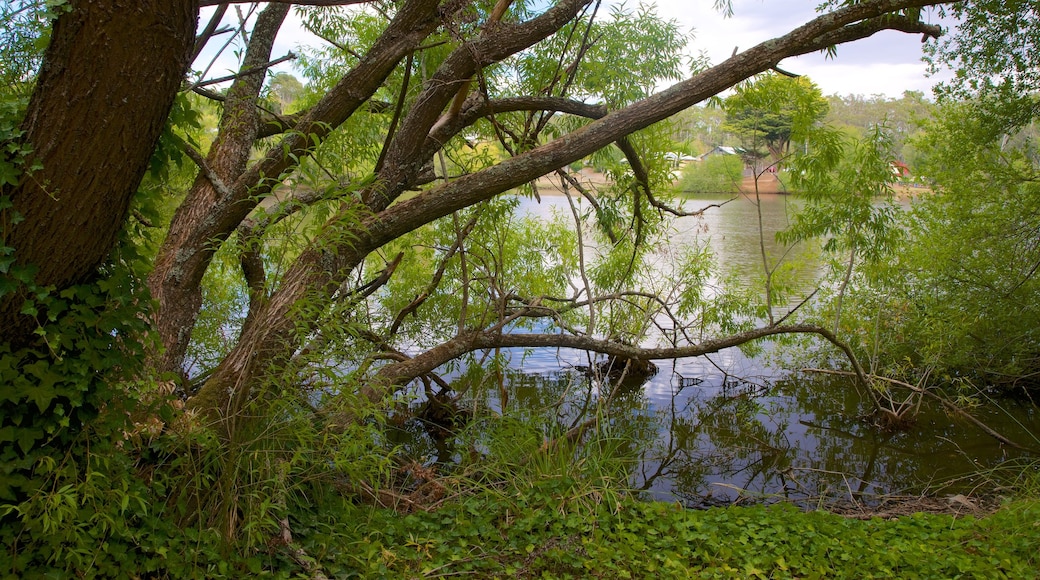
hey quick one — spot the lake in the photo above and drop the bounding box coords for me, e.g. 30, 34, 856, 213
395, 191, 1038, 507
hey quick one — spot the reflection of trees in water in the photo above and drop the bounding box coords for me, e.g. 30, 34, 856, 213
633, 377, 805, 507
387, 360, 659, 473
389, 362, 1035, 505
634, 371, 1035, 506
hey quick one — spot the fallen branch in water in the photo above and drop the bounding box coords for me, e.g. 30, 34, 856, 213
803, 368, 1037, 452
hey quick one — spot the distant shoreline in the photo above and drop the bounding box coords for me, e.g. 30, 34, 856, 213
531, 168, 930, 198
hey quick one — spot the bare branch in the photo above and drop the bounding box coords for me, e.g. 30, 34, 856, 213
188, 52, 296, 90
429, 96, 608, 151
173, 134, 234, 199
807, 14, 944, 52
369, 323, 871, 399
388, 210, 482, 335
552, 169, 619, 244
201, 0, 376, 5
193, 4, 229, 62
375, 53, 414, 174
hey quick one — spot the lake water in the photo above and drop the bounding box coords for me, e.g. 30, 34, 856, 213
398, 192, 1038, 507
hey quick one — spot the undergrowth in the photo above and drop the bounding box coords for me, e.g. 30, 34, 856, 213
335, 492, 1040, 579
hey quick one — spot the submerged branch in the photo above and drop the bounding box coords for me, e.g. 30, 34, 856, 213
803, 368, 1038, 452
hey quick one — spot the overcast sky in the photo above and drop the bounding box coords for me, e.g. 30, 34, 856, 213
200, 1, 953, 100
647, 0, 953, 98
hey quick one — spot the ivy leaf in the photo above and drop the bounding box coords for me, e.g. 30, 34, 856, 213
23, 360, 62, 411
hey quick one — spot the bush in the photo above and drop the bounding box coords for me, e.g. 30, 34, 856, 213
674, 155, 743, 193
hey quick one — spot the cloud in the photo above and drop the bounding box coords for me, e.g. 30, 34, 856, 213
195, 1, 952, 99
642, 0, 950, 98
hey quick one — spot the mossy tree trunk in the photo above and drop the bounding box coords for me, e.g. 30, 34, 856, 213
0, 0, 197, 347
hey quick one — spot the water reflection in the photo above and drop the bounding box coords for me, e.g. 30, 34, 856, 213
392, 192, 1036, 506
392, 359, 1036, 507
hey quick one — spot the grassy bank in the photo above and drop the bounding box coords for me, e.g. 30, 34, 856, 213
300, 487, 1040, 578
5, 449, 1037, 578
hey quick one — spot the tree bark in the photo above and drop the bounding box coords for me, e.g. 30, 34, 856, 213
148, 0, 445, 376
0, 0, 198, 346
148, 3, 288, 376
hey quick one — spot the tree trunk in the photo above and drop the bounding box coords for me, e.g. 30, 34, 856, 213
148, 3, 288, 376
148, 0, 445, 377
0, 0, 198, 346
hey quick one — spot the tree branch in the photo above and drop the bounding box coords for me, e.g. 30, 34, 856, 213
428, 96, 608, 153
369, 0, 598, 211
188, 52, 296, 90
552, 169, 620, 244
806, 14, 944, 53
369, 323, 870, 400
195, 0, 951, 418
193, 4, 230, 62
388, 211, 482, 336
201, 0, 376, 5
173, 134, 234, 199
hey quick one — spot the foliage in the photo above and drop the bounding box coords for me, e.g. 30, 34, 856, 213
267, 72, 305, 114
674, 155, 742, 193
723, 73, 829, 165
0, 0, 67, 99
783, 126, 902, 267
8, 1, 1040, 576
324, 492, 1040, 578
928, 0, 1040, 101
779, 85, 1040, 394
831, 95, 1040, 388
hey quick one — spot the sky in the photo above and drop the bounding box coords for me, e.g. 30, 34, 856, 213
197, 1, 955, 100
649, 0, 954, 98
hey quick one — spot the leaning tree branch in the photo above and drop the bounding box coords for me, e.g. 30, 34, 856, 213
796, 13, 943, 55
368, 323, 871, 402
196, 0, 951, 417
369, 0, 599, 212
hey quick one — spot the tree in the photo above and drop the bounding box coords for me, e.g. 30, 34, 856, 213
826, 0, 1040, 391
1, 1, 948, 447
0, 0, 196, 348
823, 90, 934, 162
818, 94, 1040, 393
268, 71, 305, 112
723, 72, 829, 166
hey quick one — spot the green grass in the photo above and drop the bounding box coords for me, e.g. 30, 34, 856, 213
304, 486, 1040, 579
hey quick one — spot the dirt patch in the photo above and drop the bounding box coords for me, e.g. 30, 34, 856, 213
738, 174, 786, 194
822, 493, 1001, 520
532, 169, 790, 196
532, 167, 611, 194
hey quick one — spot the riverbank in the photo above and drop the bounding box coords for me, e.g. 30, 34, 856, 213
532, 168, 929, 197
331, 490, 1040, 578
